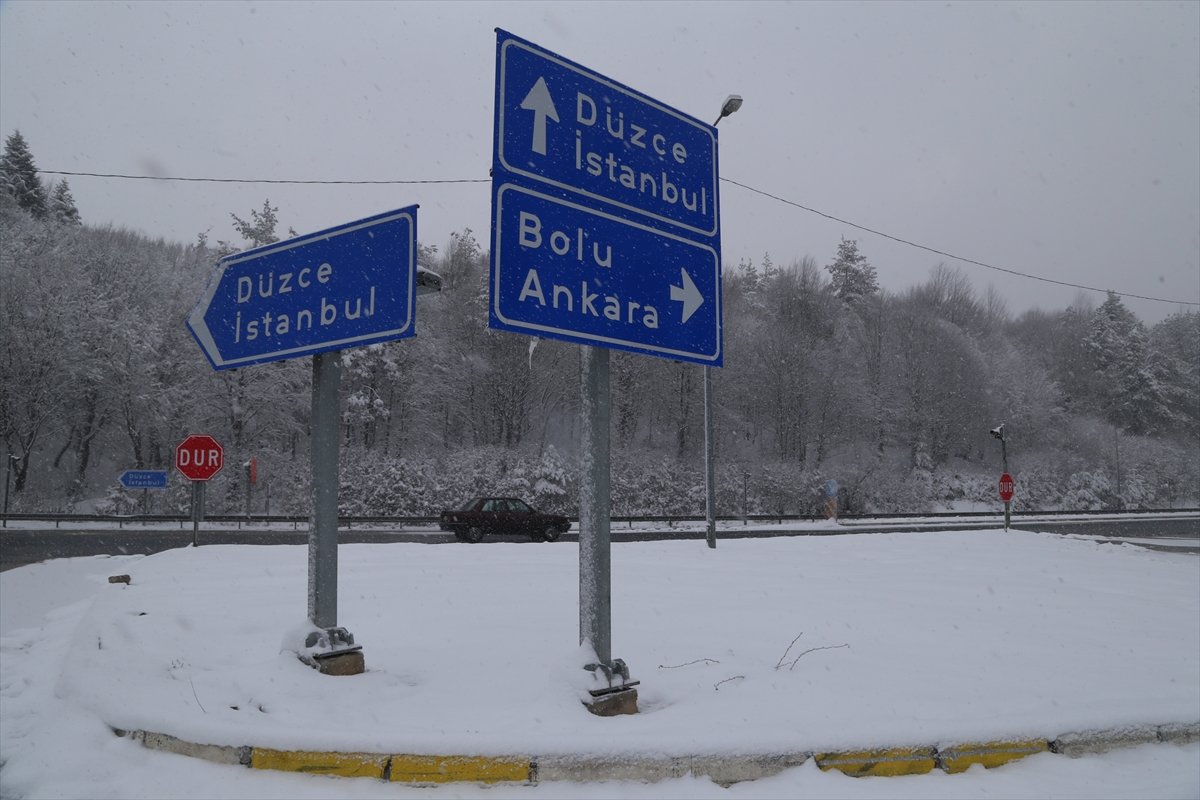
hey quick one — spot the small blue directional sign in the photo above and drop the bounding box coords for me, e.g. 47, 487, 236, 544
119, 470, 169, 490
490, 29, 723, 366
187, 206, 418, 370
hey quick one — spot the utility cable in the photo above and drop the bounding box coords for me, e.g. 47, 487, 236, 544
37, 168, 1199, 307
38, 170, 487, 186
719, 177, 1198, 306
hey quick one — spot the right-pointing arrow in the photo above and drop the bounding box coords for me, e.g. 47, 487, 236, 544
670, 268, 704, 324
520, 76, 559, 156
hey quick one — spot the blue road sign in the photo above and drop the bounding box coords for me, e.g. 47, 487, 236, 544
187, 206, 418, 370
490, 29, 723, 366
492, 184, 720, 362
119, 470, 169, 490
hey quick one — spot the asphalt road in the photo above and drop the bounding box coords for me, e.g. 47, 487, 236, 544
2, 517, 1196, 571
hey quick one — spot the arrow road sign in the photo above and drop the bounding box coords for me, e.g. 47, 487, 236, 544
119, 470, 169, 490
520, 76, 558, 155
490, 30, 724, 367
187, 207, 418, 370
495, 31, 718, 238
491, 183, 720, 363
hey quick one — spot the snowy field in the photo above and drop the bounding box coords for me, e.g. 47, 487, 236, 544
1, 529, 1197, 799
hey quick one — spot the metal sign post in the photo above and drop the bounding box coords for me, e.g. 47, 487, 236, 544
579, 346, 612, 666
491, 29, 729, 714
308, 353, 349, 629
191, 481, 203, 547
186, 209, 425, 677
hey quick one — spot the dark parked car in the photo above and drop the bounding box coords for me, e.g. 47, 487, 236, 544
439, 497, 571, 543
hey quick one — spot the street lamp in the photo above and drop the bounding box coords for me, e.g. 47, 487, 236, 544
990, 424, 1011, 530
704, 95, 743, 550
989, 424, 1008, 472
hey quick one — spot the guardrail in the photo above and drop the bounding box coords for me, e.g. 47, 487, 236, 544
2, 508, 1197, 530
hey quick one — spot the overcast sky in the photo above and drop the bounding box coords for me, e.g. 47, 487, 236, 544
1, 0, 1197, 323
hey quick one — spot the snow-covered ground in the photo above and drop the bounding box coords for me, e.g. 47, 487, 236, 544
2, 529, 1197, 799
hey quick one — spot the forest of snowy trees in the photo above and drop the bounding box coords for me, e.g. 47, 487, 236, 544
2, 130, 1198, 517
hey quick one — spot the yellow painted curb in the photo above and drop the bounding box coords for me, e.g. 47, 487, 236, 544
250, 748, 388, 779
815, 746, 937, 777
389, 754, 533, 784
938, 739, 1049, 773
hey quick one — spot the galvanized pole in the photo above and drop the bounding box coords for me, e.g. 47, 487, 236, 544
1001, 437, 1010, 531
702, 96, 741, 551
191, 481, 203, 546
704, 366, 717, 548
309, 351, 341, 630
579, 345, 611, 665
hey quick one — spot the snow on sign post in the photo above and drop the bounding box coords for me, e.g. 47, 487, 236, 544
186, 208, 422, 678
175, 434, 223, 548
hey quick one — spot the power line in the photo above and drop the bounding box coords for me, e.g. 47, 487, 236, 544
39, 169, 488, 186
719, 178, 1198, 307
38, 168, 1198, 307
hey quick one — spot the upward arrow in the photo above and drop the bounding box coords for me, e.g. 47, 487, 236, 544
670, 268, 704, 324
520, 77, 559, 155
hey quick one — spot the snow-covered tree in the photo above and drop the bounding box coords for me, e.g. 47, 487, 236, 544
825, 237, 879, 303
1087, 292, 1165, 434
0, 130, 48, 218
229, 198, 281, 248
48, 179, 81, 226
1149, 311, 1200, 438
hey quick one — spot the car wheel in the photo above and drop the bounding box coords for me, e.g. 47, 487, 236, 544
543, 526, 561, 543
464, 526, 484, 543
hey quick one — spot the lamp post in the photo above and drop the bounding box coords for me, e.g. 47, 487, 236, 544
990, 424, 1011, 530
705, 94, 743, 550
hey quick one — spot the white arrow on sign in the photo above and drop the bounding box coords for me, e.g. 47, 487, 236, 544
670, 268, 704, 324
520, 77, 559, 155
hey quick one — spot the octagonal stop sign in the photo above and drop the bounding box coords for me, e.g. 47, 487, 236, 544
176, 434, 224, 482
999, 472, 1015, 503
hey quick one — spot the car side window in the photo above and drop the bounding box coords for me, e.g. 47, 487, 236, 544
483, 500, 499, 512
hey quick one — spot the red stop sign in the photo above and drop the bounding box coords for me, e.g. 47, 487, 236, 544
999, 472, 1015, 503
176, 434, 224, 482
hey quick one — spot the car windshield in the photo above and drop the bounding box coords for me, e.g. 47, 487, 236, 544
457, 498, 483, 512
508, 499, 532, 512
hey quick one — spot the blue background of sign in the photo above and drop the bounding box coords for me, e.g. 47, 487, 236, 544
119, 470, 169, 489
490, 29, 724, 367
492, 184, 720, 361
187, 206, 417, 370
496, 35, 718, 237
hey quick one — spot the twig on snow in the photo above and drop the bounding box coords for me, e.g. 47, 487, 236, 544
774, 633, 804, 670
658, 658, 721, 669
714, 676, 745, 691
189, 678, 208, 713
782, 644, 850, 671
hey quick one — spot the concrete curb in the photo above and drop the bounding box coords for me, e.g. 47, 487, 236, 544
115, 721, 1200, 786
